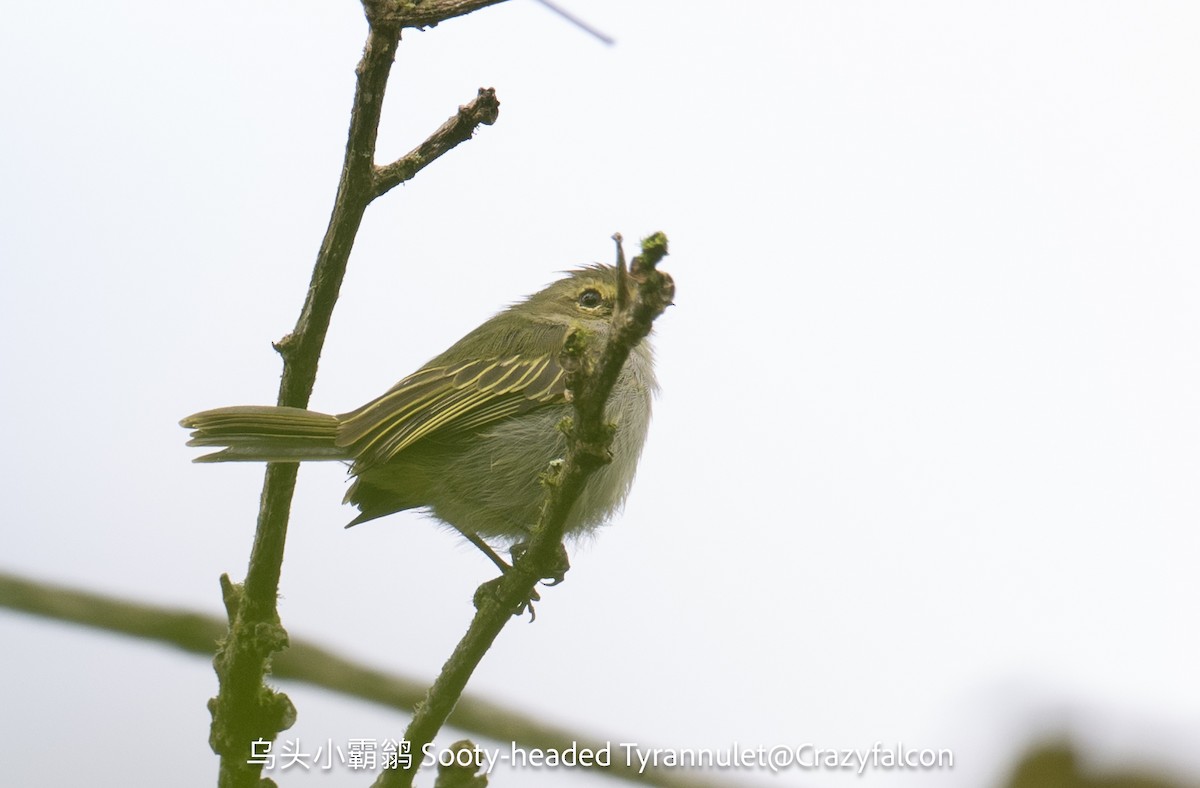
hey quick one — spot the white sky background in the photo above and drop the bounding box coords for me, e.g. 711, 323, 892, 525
2, 1, 1198, 786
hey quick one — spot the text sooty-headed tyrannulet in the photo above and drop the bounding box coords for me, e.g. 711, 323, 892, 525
181, 264, 657, 543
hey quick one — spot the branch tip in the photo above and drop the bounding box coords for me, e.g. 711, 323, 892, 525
219, 574, 241, 622
614, 233, 630, 312
374, 86, 501, 198
632, 232, 669, 277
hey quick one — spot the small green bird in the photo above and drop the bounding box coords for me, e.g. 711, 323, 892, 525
181, 265, 658, 545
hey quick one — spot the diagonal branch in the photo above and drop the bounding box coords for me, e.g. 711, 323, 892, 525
373, 233, 674, 788
208, 8, 503, 787
373, 88, 500, 198
368, 0, 513, 30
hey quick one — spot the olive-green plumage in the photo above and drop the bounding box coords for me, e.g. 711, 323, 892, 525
181, 265, 657, 541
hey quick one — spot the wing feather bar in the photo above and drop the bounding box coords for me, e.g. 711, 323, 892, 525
336, 371, 449, 448
365, 387, 492, 462
523, 362, 566, 402
494, 356, 549, 394
339, 355, 569, 469
450, 357, 510, 388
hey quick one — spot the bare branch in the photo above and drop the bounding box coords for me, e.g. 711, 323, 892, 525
373, 88, 500, 198
208, 13, 500, 788
0, 571, 740, 788
366, 0, 512, 30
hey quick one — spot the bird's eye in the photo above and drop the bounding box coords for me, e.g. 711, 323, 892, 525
577, 288, 604, 309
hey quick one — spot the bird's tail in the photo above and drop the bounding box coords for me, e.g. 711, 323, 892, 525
180, 405, 349, 463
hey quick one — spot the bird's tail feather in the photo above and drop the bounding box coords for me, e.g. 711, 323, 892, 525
180, 405, 348, 463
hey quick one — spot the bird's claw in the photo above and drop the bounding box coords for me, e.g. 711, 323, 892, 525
510, 541, 570, 585
473, 576, 541, 621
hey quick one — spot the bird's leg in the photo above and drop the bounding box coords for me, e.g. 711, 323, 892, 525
460, 529, 512, 575
461, 530, 542, 620
458, 528, 570, 586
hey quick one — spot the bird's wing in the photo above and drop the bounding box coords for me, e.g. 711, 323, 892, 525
336, 354, 567, 469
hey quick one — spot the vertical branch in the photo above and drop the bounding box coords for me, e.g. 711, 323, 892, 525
207, 5, 502, 786
208, 19, 402, 788
272, 21, 401, 405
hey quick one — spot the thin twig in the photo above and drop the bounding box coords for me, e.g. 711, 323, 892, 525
531, 0, 615, 45
373, 88, 500, 198
373, 233, 673, 788
208, 4, 505, 785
